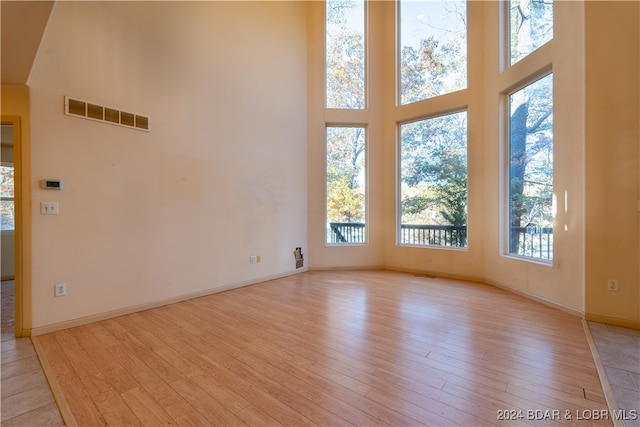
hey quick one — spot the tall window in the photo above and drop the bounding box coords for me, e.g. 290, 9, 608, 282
326, 126, 366, 244
0, 164, 14, 231
399, 111, 468, 247
326, 0, 365, 109
508, 73, 553, 261
509, 0, 553, 65
398, 0, 467, 105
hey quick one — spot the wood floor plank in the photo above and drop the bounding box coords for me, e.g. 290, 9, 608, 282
36, 334, 107, 426
117, 309, 319, 426
98, 325, 212, 426
36, 270, 612, 427
119, 387, 177, 427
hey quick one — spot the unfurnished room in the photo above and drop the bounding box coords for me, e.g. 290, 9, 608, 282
1, 1, 639, 426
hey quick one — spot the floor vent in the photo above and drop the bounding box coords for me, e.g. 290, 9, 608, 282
64, 96, 150, 131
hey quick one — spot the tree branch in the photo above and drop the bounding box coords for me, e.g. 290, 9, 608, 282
527, 108, 552, 134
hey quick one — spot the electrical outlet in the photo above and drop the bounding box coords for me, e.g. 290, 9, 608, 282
607, 279, 619, 292
250, 255, 261, 264
426, 258, 433, 265
54, 282, 67, 297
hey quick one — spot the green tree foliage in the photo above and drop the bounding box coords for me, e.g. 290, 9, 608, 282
326, 127, 365, 223
325, 0, 552, 254
400, 112, 467, 227
326, 0, 364, 109
325, 0, 366, 228
399, 0, 467, 104
326, 31, 365, 109
400, 37, 445, 104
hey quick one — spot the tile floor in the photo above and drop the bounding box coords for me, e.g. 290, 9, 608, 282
1, 280, 64, 426
0, 280, 638, 427
589, 321, 640, 427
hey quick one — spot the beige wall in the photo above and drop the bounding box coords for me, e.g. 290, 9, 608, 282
308, 1, 639, 326
381, 1, 485, 282
585, 1, 640, 327
481, 2, 587, 315
308, 2, 593, 316
27, 2, 309, 331
14, 0, 640, 330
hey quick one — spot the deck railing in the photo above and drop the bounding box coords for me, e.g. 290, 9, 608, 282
510, 226, 553, 260
400, 224, 467, 247
328, 222, 366, 244
328, 222, 467, 247
329, 222, 553, 261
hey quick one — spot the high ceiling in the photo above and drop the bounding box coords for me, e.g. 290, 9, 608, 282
1, 1, 55, 85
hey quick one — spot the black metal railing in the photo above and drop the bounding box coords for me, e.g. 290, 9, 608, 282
400, 224, 467, 247
328, 222, 467, 247
328, 222, 553, 261
328, 222, 366, 243
510, 226, 553, 260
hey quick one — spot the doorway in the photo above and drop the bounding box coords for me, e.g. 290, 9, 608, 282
1, 117, 23, 337
1, 123, 15, 338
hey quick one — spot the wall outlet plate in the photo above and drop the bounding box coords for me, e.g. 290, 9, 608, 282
54, 283, 67, 297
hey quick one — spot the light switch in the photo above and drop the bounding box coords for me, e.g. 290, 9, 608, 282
41, 201, 59, 215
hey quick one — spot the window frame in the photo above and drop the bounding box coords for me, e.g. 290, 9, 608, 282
507, 0, 554, 68
325, 124, 369, 246
396, 109, 469, 249
325, 0, 368, 111
503, 71, 554, 264
396, 0, 469, 107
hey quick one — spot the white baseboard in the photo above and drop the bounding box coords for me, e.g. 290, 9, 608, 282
485, 278, 584, 318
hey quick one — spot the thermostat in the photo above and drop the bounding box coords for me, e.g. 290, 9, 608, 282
42, 179, 64, 190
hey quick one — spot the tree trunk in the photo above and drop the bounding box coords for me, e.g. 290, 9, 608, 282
509, 103, 528, 254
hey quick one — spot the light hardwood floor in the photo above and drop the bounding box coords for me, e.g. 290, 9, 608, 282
32, 270, 616, 426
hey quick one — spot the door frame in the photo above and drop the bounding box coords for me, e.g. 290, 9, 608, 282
2, 116, 29, 337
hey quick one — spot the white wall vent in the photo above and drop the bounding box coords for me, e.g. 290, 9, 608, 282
64, 96, 150, 131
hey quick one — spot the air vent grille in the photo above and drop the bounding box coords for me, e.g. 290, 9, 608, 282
64, 96, 150, 131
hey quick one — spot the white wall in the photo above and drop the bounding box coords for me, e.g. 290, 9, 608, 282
28, 1, 308, 330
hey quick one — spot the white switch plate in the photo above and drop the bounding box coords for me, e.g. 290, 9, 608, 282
41, 201, 59, 215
